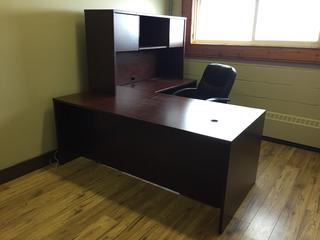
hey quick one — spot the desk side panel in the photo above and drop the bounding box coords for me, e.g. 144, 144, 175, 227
85, 10, 116, 94
219, 113, 265, 233
53, 100, 95, 164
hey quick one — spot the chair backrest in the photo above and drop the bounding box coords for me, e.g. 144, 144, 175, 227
197, 63, 237, 100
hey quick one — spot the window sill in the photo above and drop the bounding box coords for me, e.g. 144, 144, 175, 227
185, 43, 320, 64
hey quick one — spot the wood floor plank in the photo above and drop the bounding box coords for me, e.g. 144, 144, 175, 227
269, 149, 315, 240
257, 141, 283, 176
74, 215, 119, 240
297, 158, 320, 240
113, 193, 214, 240
0, 161, 111, 230
273, 150, 320, 240
234, 145, 295, 223
0, 141, 319, 240
0, 158, 95, 205
155, 202, 216, 240
242, 165, 299, 240
13, 172, 142, 240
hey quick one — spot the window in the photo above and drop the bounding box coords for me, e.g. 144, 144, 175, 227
255, 0, 319, 44
182, 0, 320, 63
193, 0, 320, 48
194, 0, 256, 42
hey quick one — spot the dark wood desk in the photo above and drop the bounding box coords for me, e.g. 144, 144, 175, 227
53, 80, 265, 233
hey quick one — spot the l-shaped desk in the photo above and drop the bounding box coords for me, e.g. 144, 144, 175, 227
53, 78, 265, 233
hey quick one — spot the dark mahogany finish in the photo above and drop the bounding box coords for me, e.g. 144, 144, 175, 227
55, 10, 265, 234
53, 83, 265, 233
115, 52, 158, 85
85, 10, 116, 95
85, 9, 186, 94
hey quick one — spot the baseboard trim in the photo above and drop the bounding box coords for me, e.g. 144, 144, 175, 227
262, 136, 320, 153
0, 151, 55, 185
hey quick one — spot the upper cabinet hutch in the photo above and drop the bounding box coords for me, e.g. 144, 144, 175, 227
84, 10, 186, 94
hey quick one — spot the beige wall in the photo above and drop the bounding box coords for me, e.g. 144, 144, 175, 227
0, 0, 168, 170
172, 0, 182, 16
172, 2, 320, 148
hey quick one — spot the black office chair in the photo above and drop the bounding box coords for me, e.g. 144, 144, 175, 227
173, 63, 237, 103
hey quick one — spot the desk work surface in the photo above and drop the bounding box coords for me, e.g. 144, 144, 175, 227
55, 86, 265, 142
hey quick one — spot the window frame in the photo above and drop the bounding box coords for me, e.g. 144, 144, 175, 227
182, 0, 320, 64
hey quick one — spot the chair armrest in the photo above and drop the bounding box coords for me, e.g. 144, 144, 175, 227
206, 97, 230, 103
173, 88, 198, 98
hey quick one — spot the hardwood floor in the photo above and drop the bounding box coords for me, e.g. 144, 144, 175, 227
0, 141, 319, 240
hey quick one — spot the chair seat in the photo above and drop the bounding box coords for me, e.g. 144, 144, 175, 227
173, 63, 236, 103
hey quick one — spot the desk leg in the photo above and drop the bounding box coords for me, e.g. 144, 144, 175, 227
219, 115, 264, 233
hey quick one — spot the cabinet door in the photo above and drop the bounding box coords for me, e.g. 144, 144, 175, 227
114, 13, 139, 52
169, 18, 185, 48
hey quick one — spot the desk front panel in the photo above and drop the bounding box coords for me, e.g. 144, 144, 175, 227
54, 100, 230, 208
